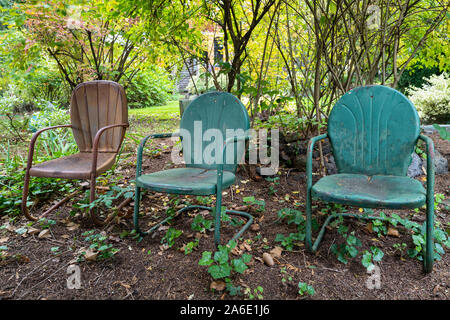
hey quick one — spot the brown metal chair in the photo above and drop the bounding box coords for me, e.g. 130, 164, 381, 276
21, 80, 129, 225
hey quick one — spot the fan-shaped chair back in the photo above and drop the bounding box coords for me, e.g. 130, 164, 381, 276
70, 80, 128, 153
328, 85, 420, 176
180, 92, 250, 172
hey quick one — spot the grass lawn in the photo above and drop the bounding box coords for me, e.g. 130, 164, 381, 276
129, 100, 180, 121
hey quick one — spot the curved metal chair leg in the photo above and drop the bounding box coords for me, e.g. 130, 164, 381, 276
89, 175, 105, 225
21, 170, 37, 221
305, 188, 313, 252
423, 201, 434, 273
133, 201, 253, 248
214, 192, 223, 247
133, 186, 147, 236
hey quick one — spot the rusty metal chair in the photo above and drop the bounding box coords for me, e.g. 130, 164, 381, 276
21, 80, 129, 225
306, 85, 435, 273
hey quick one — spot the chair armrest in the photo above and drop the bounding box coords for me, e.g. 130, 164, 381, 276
418, 134, 435, 199
136, 132, 180, 177
25, 124, 73, 171
90, 123, 129, 176
306, 133, 328, 191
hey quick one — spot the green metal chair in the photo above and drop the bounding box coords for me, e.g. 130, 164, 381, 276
133, 91, 253, 246
306, 85, 435, 273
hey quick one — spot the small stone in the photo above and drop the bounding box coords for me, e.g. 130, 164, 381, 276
262, 252, 274, 266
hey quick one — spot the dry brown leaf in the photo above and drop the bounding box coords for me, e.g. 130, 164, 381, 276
270, 246, 283, 259
27, 228, 40, 235
231, 246, 243, 256
210, 280, 226, 291
0, 237, 8, 243
285, 263, 299, 272
84, 248, 98, 262
38, 229, 51, 239
387, 227, 400, 237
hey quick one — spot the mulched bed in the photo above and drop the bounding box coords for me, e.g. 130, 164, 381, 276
0, 133, 448, 300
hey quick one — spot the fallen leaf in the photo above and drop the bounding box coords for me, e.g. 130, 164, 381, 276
235, 205, 249, 211
285, 263, 299, 272
84, 248, 98, 261
210, 280, 226, 291
38, 229, 51, 239
0, 237, 8, 244
250, 223, 260, 232
231, 246, 243, 256
254, 257, 264, 264
27, 228, 40, 235
387, 227, 400, 237
270, 246, 283, 259
66, 222, 79, 231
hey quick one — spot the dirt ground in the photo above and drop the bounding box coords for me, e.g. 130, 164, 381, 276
0, 132, 448, 300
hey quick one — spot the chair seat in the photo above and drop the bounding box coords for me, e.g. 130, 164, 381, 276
136, 167, 236, 195
312, 173, 426, 209
29, 152, 117, 179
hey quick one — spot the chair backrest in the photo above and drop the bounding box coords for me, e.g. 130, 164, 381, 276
328, 85, 420, 176
70, 80, 128, 153
179, 91, 250, 172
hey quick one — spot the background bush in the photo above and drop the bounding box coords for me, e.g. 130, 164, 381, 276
406, 73, 450, 124
126, 66, 174, 109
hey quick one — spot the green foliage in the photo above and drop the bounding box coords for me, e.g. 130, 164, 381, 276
75, 185, 133, 215
242, 196, 265, 212
127, 66, 175, 109
191, 214, 213, 233
81, 230, 119, 261
265, 176, 280, 195
275, 207, 312, 251
387, 213, 449, 262
195, 196, 213, 206
0, 146, 74, 215
406, 73, 450, 123
331, 229, 362, 264
397, 63, 441, 94
183, 239, 199, 255
298, 282, 315, 297
243, 286, 264, 300
38, 218, 56, 229
199, 240, 252, 292
433, 124, 450, 141
361, 247, 384, 270
161, 227, 183, 248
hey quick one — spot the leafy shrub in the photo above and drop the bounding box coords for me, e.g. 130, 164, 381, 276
406, 73, 450, 123
29, 100, 71, 130
126, 67, 174, 109
186, 71, 228, 95
397, 63, 441, 94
